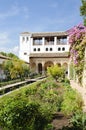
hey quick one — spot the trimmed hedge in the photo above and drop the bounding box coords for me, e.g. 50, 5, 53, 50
0, 79, 21, 87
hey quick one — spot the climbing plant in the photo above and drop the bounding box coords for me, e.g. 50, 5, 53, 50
68, 24, 86, 83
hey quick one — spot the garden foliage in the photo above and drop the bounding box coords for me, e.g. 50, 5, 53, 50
3, 59, 30, 80
80, 0, 86, 26
0, 77, 83, 130
47, 65, 65, 82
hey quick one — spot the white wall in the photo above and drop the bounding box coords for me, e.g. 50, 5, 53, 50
19, 34, 31, 63
19, 33, 70, 63
31, 44, 70, 53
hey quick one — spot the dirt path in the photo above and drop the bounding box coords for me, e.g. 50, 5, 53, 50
70, 80, 86, 112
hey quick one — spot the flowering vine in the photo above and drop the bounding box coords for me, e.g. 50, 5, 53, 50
68, 24, 86, 83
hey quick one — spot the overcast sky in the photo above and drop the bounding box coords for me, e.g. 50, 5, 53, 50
0, 0, 83, 56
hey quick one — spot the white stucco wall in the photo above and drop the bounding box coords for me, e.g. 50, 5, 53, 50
19, 33, 70, 63
19, 34, 31, 63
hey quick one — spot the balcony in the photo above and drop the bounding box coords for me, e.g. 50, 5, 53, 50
45, 41, 54, 45
45, 37, 54, 45
57, 38, 67, 45
33, 37, 42, 46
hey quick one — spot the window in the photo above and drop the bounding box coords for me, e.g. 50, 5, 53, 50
38, 48, 40, 51
22, 37, 25, 42
46, 48, 48, 51
50, 48, 52, 51
62, 47, 65, 51
24, 52, 27, 55
33, 48, 36, 51
26, 37, 29, 42
58, 47, 61, 51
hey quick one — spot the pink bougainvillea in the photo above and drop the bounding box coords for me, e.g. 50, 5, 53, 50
67, 23, 86, 83
68, 23, 86, 45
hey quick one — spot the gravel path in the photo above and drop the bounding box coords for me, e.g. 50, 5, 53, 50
70, 80, 86, 112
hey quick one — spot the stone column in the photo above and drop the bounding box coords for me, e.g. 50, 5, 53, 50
35, 62, 38, 73
42, 37, 45, 52
42, 37, 45, 45
67, 36, 69, 45
42, 61, 45, 74
53, 61, 57, 66
54, 37, 57, 52
54, 37, 57, 45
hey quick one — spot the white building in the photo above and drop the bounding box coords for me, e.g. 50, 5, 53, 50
19, 31, 70, 76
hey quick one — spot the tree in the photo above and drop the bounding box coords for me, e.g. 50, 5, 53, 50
10, 59, 30, 79
3, 59, 30, 80
3, 60, 13, 80
0, 52, 19, 59
0, 52, 7, 56
7, 53, 19, 59
80, 0, 86, 26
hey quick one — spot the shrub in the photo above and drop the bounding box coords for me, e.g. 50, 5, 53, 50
0, 79, 21, 87
23, 84, 37, 96
71, 111, 86, 130
0, 93, 53, 130
45, 124, 54, 130
0, 80, 56, 130
61, 88, 83, 115
47, 65, 65, 82
64, 78, 70, 84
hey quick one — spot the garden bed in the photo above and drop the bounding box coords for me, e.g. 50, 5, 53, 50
0, 77, 84, 130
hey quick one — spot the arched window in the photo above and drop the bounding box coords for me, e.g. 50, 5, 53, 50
26, 37, 29, 42
33, 48, 36, 51
22, 37, 25, 42
46, 48, 48, 51
62, 47, 65, 51
50, 48, 52, 51
58, 47, 61, 51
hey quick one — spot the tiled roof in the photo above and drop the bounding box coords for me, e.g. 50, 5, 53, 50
20, 32, 68, 37
29, 53, 69, 58
0, 54, 10, 60
31, 32, 68, 37
21, 32, 31, 34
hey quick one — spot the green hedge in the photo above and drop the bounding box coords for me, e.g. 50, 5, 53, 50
0, 79, 21, 87
0, 77, 83, 130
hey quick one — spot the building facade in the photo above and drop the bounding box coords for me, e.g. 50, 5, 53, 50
19, 31, 70, 77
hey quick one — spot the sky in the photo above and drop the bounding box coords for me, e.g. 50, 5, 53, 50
0, 0, 83, 56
